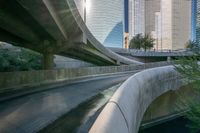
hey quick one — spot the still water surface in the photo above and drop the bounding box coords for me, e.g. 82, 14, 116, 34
139, 117, 191, 133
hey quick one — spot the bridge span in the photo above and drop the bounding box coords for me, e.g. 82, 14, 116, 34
89, 66, 190, 133
0, 0, 141, 69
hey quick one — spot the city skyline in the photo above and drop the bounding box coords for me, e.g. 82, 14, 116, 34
75, 0, 194, 49
127, 0, 192, 50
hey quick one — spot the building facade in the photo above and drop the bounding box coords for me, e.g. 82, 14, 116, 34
129, 0, 191, 50
75, 0, 124, 48
196, 0, 200, 44
192, 0, 197, 41
129, 0, 145, 38
172, 0, 191, 50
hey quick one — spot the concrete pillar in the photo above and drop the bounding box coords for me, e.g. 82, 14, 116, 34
43, 53, 54, 69
116, 60, 120, 65
167, 56, 171, 62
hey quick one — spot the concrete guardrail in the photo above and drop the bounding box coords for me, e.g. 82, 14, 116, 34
0, 62, 171, 94
89, 66, 184, 133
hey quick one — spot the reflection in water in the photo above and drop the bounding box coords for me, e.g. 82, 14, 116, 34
39, 84, 121, 133
139, 117, 190, 133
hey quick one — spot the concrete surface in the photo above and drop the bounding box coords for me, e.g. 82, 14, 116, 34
89, 66, 184, 133
54, 55, 94, 69
109, 47, 194, 57
0, 62, 171, 96
0, 73, 133, 133
0, 0, 142, 66
141, 84, 197, 129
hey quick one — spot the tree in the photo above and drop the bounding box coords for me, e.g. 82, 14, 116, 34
129, 34, 142, 49
129, 34, 155, 51
142, 34, 155, 51
0, 47, 42, 72
175, 45, 200, 133
185, 40, 199, 51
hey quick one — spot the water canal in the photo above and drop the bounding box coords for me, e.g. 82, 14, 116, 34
38, 84, 121, 133
39, 84, 195, 133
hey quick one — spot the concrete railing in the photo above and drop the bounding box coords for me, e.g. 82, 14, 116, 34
0, 62, 171, 93
109, 47, 194, 57
89, 66, 184, 133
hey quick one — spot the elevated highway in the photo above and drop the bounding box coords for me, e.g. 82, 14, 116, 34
110, 47, 195, 57
109, 47, 196, 62
0, 0, 141, 69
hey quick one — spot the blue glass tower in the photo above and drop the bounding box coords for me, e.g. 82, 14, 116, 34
192, 0, 197, 41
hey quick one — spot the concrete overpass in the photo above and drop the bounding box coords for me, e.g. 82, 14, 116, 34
110, 47, 195, 57
0, 0, 141, 69
109, 47, 196, 62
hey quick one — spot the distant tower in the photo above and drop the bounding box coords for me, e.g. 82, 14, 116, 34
129, 0, 145, 39
74, 0, 125, 48
160, 0, 191, 50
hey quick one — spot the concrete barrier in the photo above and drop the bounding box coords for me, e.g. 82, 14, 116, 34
0, 62, 171, 94
89, 66, 184, 133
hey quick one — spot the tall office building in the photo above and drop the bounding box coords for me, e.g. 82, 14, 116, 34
173, 0, 191, 50
196, 0, 200, 44
74, 0, 124, 48
129, 0, 145, 38
145, 0, 160, 34
145, 0, 161, 50
129, 0, 191, 50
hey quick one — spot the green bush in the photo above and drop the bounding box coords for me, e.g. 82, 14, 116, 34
175, 52, 200, 133
0, 48, 42, 72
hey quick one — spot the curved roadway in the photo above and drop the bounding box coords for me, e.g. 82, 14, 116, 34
0, 72, 134, 133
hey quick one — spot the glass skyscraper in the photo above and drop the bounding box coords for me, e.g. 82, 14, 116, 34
74, 0, 124, 48
129, 0, 145, 37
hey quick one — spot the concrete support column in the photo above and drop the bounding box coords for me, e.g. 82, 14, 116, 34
43, 53, 54, 69
116, 60, 120, 65
167, 56, 171, 62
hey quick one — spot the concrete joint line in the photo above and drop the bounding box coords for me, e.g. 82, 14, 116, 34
109, 101, 130, 133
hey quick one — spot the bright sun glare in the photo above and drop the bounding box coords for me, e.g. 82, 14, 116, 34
84, 0, 91, 12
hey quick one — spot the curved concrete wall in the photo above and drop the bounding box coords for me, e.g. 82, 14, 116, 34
89, 66, 183, 133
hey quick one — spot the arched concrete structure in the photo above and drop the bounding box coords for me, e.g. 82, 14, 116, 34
67, 0, 141, 65
89, 66, 184, 133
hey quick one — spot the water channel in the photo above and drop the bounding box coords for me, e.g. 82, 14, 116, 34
38, 84, 195, 133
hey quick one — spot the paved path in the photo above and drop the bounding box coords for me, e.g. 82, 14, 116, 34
0, 73, 134, 133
